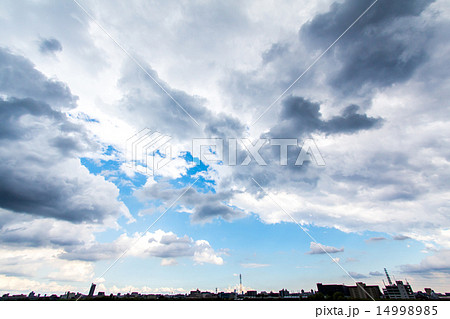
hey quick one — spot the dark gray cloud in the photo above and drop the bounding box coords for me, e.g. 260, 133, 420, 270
369, 271, 383, 276
268, 96, 382, 137
0, 97, 109, 223
204, 114, 246, 139
300, 0, 434, 93
275, 96, 323, 135
301, 0, 433, 45
0, 49, 130, 224
0, 97, 62, 140
191, 203, 238, 223
0, 97, 90, 155
326, 104, 383, 134
0, 160, 118, 223
39, 38, 62, 54
0, 48, 77, 109
221, 0, 436, 122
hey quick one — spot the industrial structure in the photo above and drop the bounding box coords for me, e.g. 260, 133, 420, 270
239, 274, 243, 295
382, 268, 415, 299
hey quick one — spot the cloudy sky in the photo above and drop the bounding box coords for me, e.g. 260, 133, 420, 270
0, 0, 449, 295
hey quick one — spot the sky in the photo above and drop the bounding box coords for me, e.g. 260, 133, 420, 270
0, 0, 449, 295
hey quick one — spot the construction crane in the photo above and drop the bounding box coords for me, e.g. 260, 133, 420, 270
384, 268, 393, 285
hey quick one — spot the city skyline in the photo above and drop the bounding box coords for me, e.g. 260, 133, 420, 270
2, 269, 449, 301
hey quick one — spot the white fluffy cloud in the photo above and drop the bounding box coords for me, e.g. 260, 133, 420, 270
401, 250, 450, 276
0, 275, 75, 295
61, 229, 224, 265
0, 245, 95, 295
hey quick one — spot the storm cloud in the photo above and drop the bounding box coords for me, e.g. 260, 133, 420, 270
0, 48, 76, 108
268, 96, 382, 137
300, 0, 435, 93
0, 48, 130, 224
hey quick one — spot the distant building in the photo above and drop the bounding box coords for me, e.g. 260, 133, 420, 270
218, 292, 236, 300
317, 282, 381, 299
348, 282, 381, 300
189, 289, 201, 298
279, 289, 290, 298
88, 283, 96, 297
300, 289, 314, 299
424, 288, 440, 299
267, 291, 280, 298
62, 291, 76, 300
317, 283, 350, 297
383, 281, 415, 299
200, 292, 213, 299
382, 268, 415, 299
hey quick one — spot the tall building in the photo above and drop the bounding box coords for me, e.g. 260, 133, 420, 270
239, 274, 243, 295
88, 283, 96, 297
383, 281, 415, 299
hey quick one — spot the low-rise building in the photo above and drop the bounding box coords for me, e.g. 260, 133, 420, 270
383, 281, 415, 299
348, 282, 381, 300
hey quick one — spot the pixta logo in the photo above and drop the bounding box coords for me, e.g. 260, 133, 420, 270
126, 130, 325, 176
126, 128, 172, 176
192, 138, 325, 166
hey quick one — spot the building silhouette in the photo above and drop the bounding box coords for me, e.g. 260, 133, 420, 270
88, 283, 96, 297
382, 268, 414, 299
317, 283, 350, 297
349, 282, 381, 300
383, 281, 415, 299
317, 282, 381, 300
